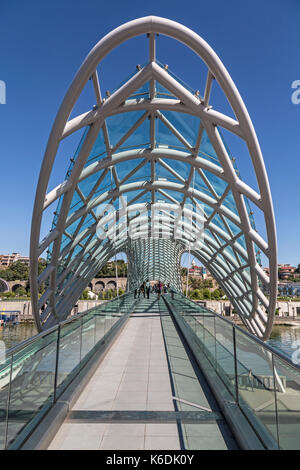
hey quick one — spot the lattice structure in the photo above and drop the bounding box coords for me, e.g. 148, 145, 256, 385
30, 16, 277, 339
127, 239, 183, 291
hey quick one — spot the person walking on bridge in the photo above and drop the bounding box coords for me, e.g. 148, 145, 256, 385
157, 281, 162, 299
139, 282, 145, 298
145, 279, 150, 299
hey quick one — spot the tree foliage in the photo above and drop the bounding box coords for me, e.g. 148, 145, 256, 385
96, 260, 127, 278
0, 259, 46, 282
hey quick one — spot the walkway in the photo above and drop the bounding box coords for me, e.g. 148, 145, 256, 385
48, 295, 238, 450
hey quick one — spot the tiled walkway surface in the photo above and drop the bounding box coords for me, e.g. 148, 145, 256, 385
48, 296, 237, 450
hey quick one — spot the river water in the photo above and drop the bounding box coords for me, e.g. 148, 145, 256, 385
267, 324, 300, 360
0, 324, 38, 350
0, 322, 299, 363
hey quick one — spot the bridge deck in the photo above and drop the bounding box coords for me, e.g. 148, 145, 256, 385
48, 295, 238, 450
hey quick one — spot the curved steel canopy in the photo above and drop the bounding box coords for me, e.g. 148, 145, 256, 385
30, 16, 277, 339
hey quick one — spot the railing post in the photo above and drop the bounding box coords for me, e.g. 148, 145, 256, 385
213, 316, 217, 366
232, 326, 239, 405
94, 314, 97, 347
79, 316, 83, 366
53, 325, 61, 403
271, 353, 280, 450
4, 355, 13, 450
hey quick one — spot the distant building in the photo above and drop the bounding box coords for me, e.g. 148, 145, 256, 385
188, 261, 203, 277
278, 264, 296, 280
263, 267, 270, 276
0, 253, 30, 269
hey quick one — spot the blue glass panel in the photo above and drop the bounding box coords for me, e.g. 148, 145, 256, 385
67, 219, 82, 237
199, 129, 220, 166
236, 252, 247, 266
236, 234, 247, 250
127, 161, 151, 183
156, 82, 177, 99
125, 189, 151, 204
156, 61, 196, 96
212, 233, 227, 247
156, 117, 188, 149
117, 158, 150, 184
211, 214, 228, 233
69, 190, 84, 212
156, 160, 184, 184
202, 172, 226, 200
224, 217, 241, 236
126, 81, 150, 99
160, 111, 200, 147
193, 183, 215, 199
86, 128, 106, 164
200, 203, 214, 218
92, 171, 113, 197
159, 188, 184, 204
60, 233, 71, 252
224, 245, 238, 264
110, 64, 148, 95
162, 158, 190, 182
106, 111, 147, 149
222, 189, 237, 213
78, 170, 104, 197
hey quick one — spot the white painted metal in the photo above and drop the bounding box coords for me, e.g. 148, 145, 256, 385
30, 16, 277, 339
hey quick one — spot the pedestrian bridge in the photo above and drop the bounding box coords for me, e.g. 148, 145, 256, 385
14, 15, 298, 450
0, 291, 299, 450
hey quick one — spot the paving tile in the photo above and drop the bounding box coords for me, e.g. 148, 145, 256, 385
105, 423, 145, 436
123, 371, 149, 380
144, 435, 181, 450
147, 391, 174, 403
116, 387, 147, 400
146, 423, 179, 436
185, 435, 228, 450
147, 401, 174, 411
113, 400, 147, 410
47, 299, 237, 451
74, 393, 114, 410
148, 380, 172, 392
49, 423, 106, 450
100, 435, 144, 450
119, 381, 149, 392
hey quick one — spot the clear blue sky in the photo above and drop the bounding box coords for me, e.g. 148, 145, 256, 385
0, 0, 299, 266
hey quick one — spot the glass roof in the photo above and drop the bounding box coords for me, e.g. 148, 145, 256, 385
47, 63, 260, 317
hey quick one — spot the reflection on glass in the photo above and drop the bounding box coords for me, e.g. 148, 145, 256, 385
6, 330, 58, 448
163, 290, 300, 449
273, 355, 300, 450
235, 329, 278, 448
0, 356, 12, 450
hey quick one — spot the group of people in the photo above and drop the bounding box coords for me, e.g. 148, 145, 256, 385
134, 280, 170, 299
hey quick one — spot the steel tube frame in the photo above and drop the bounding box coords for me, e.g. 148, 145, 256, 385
30, 16, 277, 339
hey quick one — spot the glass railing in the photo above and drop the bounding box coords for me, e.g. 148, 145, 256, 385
0, 292, 136, 450
163, 290, 300, 450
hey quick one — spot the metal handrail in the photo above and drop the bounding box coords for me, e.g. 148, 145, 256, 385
1, 290, 138, 450
165, 290, 300, 373
163, 291, 300, 449
4, 290, 134, 358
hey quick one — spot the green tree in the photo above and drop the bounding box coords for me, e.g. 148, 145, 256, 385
96, 260, 128, 278
0, 259, 49, 284
190, 289, 204, 300
212, 288, 223, 300
38, 259, 47, 275
181, 267, 187, 277
15, 286, 27, 297
80, 289, 89, 300
203, 288, 211, 299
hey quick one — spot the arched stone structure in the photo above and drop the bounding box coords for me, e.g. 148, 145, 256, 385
0, 279, 9, 293
94, 280, 105, 292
